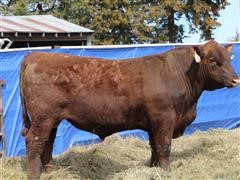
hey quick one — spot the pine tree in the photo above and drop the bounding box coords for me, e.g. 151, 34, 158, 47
0, 0, 230, 44
229, 31, 240, 42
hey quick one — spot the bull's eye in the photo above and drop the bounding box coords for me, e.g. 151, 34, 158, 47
209, 57, 217, 66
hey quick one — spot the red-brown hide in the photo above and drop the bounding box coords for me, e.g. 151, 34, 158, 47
20, 41, 239, 179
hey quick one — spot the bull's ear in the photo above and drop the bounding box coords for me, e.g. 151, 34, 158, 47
193, 45, 202, 63
225, 44, 233, 53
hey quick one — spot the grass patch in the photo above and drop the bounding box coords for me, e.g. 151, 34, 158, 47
1, 129, 240, 180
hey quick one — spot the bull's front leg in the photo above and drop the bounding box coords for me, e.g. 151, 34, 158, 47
149, 134, 172, 170
148, 112, 175, 170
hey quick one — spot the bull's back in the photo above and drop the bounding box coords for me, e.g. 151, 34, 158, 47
23, 52, 141, 89
22, 52, 176, 104
22, 52, 148, 109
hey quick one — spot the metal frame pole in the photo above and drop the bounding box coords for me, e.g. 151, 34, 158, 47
0, 80, 5, 159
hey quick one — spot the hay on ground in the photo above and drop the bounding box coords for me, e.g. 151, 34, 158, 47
1, 129, 240, 180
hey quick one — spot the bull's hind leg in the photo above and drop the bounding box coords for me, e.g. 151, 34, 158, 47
26, 119, 56, 180
41, 128, 57, 172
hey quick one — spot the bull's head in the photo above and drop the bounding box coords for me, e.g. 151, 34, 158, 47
193, 40, 240, 90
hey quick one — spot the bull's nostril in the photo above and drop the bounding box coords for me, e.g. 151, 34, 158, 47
232, 78, 240, 86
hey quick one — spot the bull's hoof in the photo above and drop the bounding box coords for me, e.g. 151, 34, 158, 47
43, 164, 56, 173
161, 165, 171, 171
150, 160, 160, 167
150, 161, 170, 171
28, 176, 40, 180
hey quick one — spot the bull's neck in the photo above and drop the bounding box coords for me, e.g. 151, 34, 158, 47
172, 48, 206, 105
185, 61, 205, 103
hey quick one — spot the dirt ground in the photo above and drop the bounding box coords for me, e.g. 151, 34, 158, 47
1, 128, 240, 180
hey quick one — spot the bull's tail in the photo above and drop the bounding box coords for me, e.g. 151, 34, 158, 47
20, 62, 31, 136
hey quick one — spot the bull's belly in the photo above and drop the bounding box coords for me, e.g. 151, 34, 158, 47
67, 117, 145, 139
63, 98, 148, 137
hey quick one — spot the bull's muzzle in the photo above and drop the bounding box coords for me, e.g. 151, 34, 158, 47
232, 78, 240, 87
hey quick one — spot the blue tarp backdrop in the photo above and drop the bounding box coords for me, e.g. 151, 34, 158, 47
0, 43, 240, 157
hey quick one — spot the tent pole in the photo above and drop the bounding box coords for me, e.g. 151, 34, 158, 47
0, 80, 5, 159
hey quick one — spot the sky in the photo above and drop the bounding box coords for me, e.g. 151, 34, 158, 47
183, 0, 240, 43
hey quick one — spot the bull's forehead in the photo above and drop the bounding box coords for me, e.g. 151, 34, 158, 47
203, 41, 231, 60
203, 40, 222, 50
